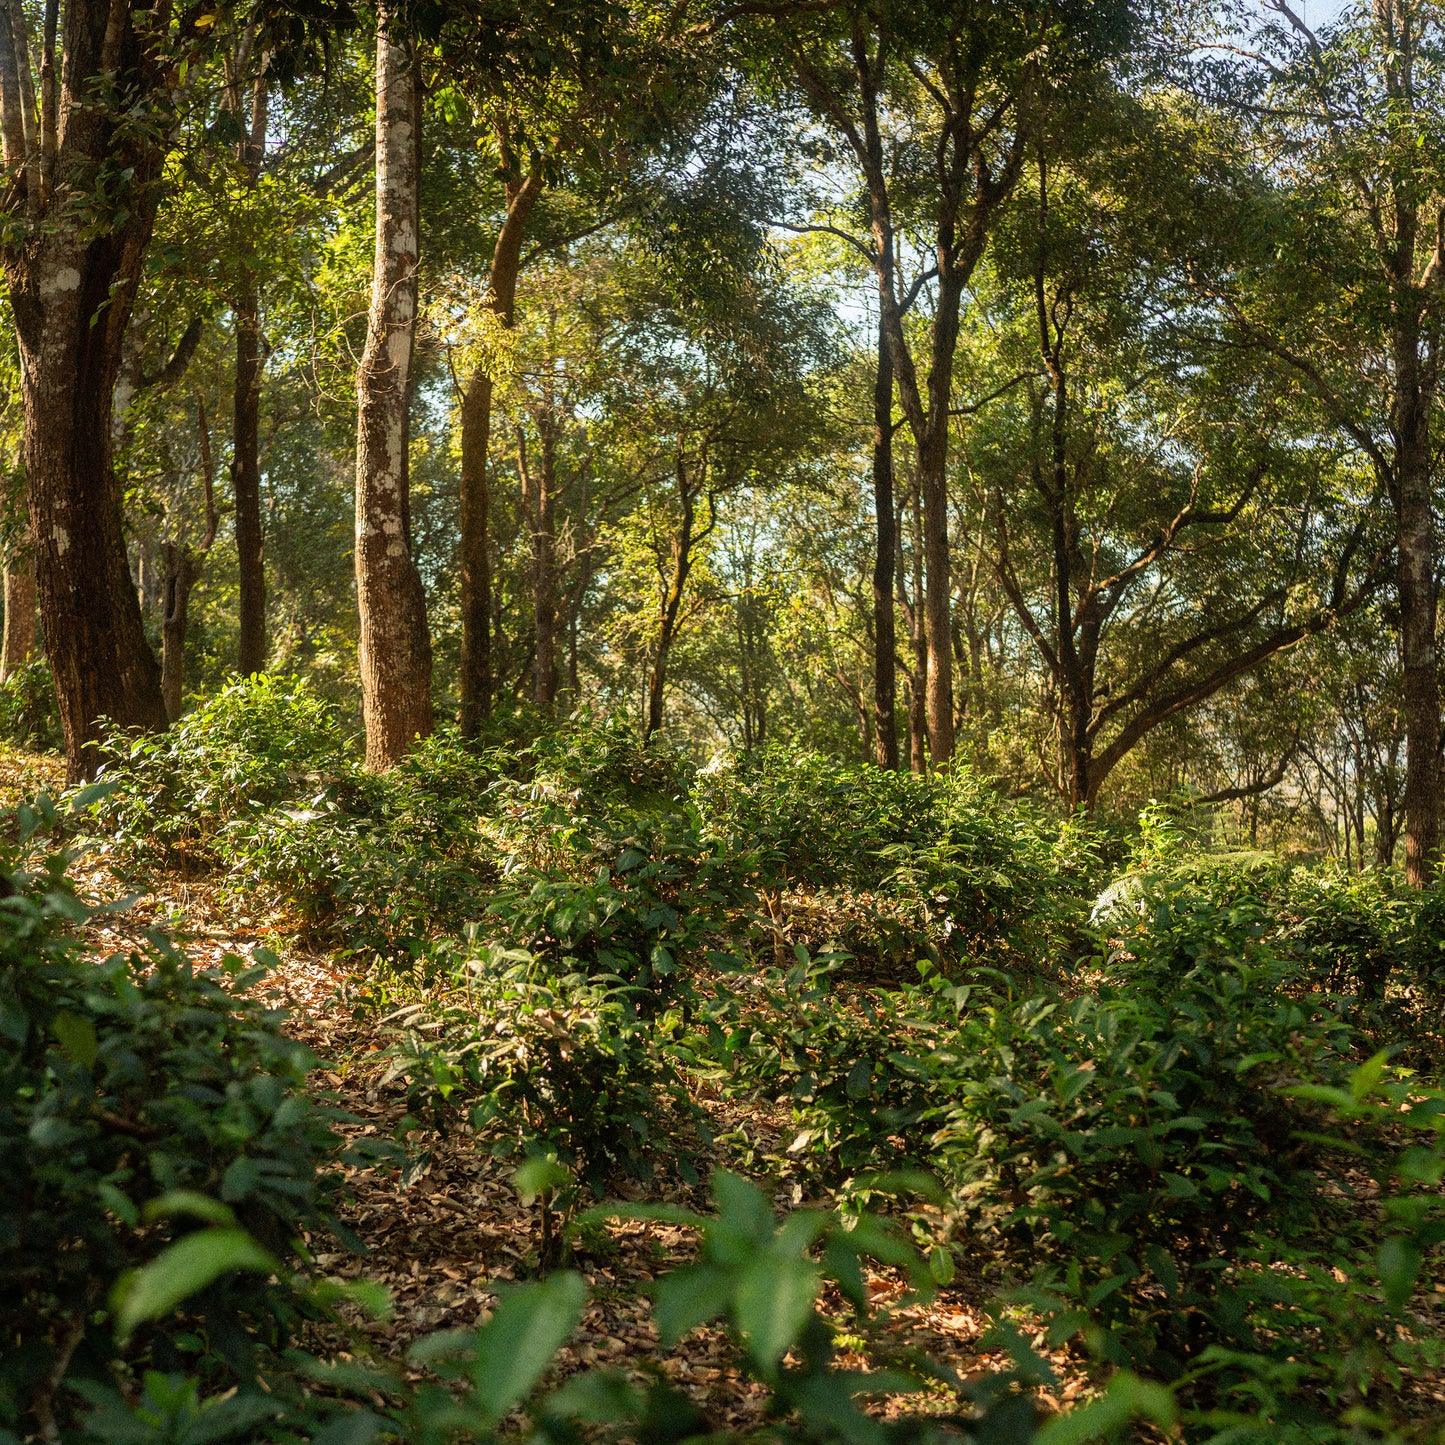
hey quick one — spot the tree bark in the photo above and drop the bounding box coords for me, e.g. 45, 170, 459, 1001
1393, 316, 1439, 883
355, 12, 433, 768
458, 167, 542, 735
871, 309, 898, 769
1, 555, 34, 680
233, 68, 269, 676
160, 541, 199, 722
0, 0, 169, 779
532, 414, 558, 711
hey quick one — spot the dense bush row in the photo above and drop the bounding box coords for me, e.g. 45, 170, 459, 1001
23, 677, 1445, 1441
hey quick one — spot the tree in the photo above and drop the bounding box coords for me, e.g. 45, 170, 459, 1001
1208, 0, 1445, 881
953, 108, 1385, 808
770, 0, 1131, 766
0, 0, 200, 774
355, 8, 433, 767
228, 38, 271, 677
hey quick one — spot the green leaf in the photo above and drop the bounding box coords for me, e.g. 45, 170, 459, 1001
1350, 1050, 1391, 1103
734, 1254, 819, 1369
1379, 1236, 1422, 1309
711, 1170, 774, 1245
928, 1246, 956, 1286
52, 1012, 97, 1069
1142, 1244, 1179, 1299
653, 1263, 732, 1344
513, 1155, 573, 1202
113, 1229, 279, 1342
463, 1271, 586, 1425
1033, 1372, 1176, 1445
143, 1192, 237, 1227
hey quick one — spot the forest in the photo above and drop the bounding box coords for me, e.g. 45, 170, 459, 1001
4, 0, 1445, 1441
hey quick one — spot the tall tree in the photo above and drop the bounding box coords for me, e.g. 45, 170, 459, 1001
230, 40, 270, 676
0, 0, 194, 775
457, 152, 541, 733
774, 0, 1130, 766
1215, 0, 1445, 881
355, 9, 433, 767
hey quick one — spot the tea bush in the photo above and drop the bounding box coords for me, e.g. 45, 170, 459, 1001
381, 942, 699, 1189
696, 751, 1088, 966
92, 674, 348, 871
0, 797, 352, 1439
931, 891, 1356, 1374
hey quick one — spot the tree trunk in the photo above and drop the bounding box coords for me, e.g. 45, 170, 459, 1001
906, 476, 927, 774
355, 13, 433, 768
458, 168, 542, 736
1394, 335, 1439, 883
646, 481, 698, 739
1, 554, 34, 680
160, 541, 199, 722
532, 414, 558, 711
0, 0, 168, 779
871, 311, 898, 769
233, 68, 269, 676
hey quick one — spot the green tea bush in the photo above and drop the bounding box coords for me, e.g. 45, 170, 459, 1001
224, 727, 503, 961
0, 797, 351, 1439
382, 942, 699, 1189
485, 807, 749, 1009
0, 657, 62, 752
703, 952, 967, 1179
929, 890, 1360, 1377
92, 674, 347, 870
696, 752, 1082, 966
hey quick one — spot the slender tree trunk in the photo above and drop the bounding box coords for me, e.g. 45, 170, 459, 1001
458, 169, 542, 736
533, 414, 558, 711
355, 13, 432, 768
646, 485, 697, 739
1394, 353, 1439, 883
871, 311, 898, 769
233, 69, 269, 675
160, 542, 199, 722
908, 478, 927, 774
1, 555, 34, 679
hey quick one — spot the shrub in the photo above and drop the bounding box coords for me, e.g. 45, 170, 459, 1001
0, 657, 62, 752
696, 752, 1083, 964
704, 952, 967, 1180
0, 796, 351, 1438
931, 891, 1357, 1376
485, 805, 750, 1009
381, 942, 700, 1190
91, 674, 348, 871
223, 726, 503, 961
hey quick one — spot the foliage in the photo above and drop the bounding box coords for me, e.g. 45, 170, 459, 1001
696, 751, 1081, 962
60, 1167, 1180, 1445
381, 942, 697, 1191
0, 658, 62, 752
91, 674, 348, 871
0, 795, 352, 1439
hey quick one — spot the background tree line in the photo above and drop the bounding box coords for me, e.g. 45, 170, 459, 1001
0, 0, 1437, 875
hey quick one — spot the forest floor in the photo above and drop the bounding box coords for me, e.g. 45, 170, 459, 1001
0, 744, 1092, 1427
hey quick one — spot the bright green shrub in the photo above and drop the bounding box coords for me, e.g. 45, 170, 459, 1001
382, 943, 699, 1189
696, 752, 1081, 964
0, 798, 351, 1438
933, 892, 1355, 1377
223, 727, 503, 961
92, 674, 348, 870
485, 806, 750, 1008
